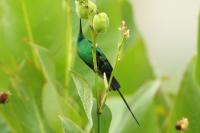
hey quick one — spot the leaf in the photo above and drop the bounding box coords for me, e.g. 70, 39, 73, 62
167, 58, 200, 133
0, 115, 10, 133
23, 0, 67, 85
42, 82, 63, 132
91, 101, 112, 133
59, 115, 84, 133
195, 13, 200, 86
0, 60, 49, 133
108, 80, 160, 133
72, 72, 93, 127
0, 87, 47, 133
0, 0, 30, 62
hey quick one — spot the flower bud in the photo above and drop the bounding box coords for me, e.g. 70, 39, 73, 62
93, 12, 109, 33
88, 0, 97, 16
75, 1, 89, 19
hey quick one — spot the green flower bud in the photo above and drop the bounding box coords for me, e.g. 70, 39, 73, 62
88, 0, 97, 16
93, 12, 109, 33
76, 1, 88, 19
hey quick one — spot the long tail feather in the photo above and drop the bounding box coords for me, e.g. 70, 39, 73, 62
116, 89, 140, 126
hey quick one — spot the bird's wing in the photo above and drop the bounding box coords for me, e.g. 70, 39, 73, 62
96, 47, 120, 90
96, 47, 113, 78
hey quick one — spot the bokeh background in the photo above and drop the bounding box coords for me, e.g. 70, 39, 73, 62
132, 0, 200, 93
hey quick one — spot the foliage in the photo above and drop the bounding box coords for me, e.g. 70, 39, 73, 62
0, 0, 199, 133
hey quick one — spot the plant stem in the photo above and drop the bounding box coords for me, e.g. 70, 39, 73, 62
108, 38, 125, 88
92, 33, 98, 80
65, 0, 73, 94
101, 38, 125, 106
20, 0, 40, 69
91, 30, 98, 100
97, 113, 100, 133
91, 29, 100, 133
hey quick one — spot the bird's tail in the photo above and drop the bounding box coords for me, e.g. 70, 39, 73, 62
110, 77, 120, 90
116, 89, 140, 126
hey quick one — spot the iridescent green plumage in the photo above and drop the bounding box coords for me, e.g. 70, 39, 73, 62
77, 19, 140, 126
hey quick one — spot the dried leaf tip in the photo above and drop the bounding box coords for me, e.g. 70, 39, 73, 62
175, 117, 189, 131
118, 20, 130, 39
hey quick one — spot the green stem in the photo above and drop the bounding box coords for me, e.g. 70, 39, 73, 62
20, 0, 40, 69
101, 38, 125, 107
91, 30, 98, 97
92, 34, 98, 73
97, 113, 100, 133
108, 38, 125, 88
65, 0, 73, 93
91, 29, 100, 133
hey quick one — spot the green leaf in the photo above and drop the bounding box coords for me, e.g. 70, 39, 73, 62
0, 0, 31, 62
167, 58, 200, 133
0, 87, 47, 133
59, 115, 84, 133
42, 82, 63, 132
0, 60, 48, 133
195, 13, 200, 86
0, 115, 10, 133
91, 101, 112, 133
72, 72, 93, 127
108, 80, 160, 133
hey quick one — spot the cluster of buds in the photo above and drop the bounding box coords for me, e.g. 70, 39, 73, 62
76, 0, 97, 19
75, 0, 109, 34
118, 20, 130, 39
77, 0, 87, 5
0, 91, 10, 104
175, 117, 189, 131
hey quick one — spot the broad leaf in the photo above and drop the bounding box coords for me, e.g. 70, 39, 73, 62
108, 80, 160, 133
59, 116, 84, 133
42, 82, 63, 132
72, 72, 93, 127
167, 59, 200, 133
91, 101, 112, 133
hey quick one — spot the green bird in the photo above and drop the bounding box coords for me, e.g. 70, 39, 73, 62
77, 19, 140, 126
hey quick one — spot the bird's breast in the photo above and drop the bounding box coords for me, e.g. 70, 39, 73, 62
77, 43, 93, 66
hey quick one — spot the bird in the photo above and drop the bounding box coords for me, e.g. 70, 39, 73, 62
77, 19, 140, 126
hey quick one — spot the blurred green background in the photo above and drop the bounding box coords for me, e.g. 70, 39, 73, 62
0, 0, 199, 133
